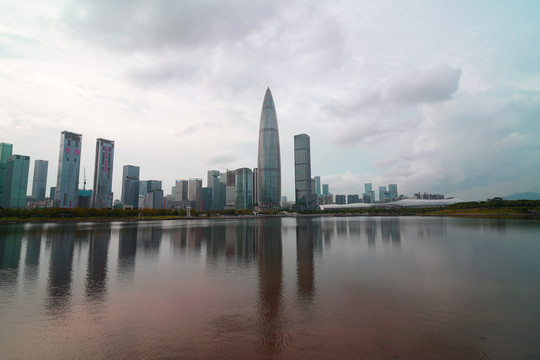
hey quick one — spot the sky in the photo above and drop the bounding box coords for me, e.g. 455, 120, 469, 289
1, 0, 539, 201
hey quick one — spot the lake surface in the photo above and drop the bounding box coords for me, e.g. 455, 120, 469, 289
1, 216, 539, 359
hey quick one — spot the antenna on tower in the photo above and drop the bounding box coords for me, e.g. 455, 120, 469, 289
83, 167, 87, 190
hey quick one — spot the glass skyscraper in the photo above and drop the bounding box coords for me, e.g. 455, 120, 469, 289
235, 167, 253, 210
388, 184, 398, 201
207, 170, 221, 210
55, 131, 82, 208
121, 165, 140, 208
294, 134, 315, 210
0, 142, 13, 201
31, 160, 48, 202
92, 138, 115, 209
257, 87, 281, 209
1, 154, 30, 208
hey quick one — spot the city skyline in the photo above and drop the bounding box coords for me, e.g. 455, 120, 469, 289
1, 1, 539, 201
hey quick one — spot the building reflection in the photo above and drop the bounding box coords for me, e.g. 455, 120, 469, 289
322, 219, 333, 249
347, 218, 362, 239
45, 226, 76, 316
138, 226, 162, 258
118, 225, 138, 280
86, 225, 111, 301
364, 218, 377, 247
256, 218, 286, 357
295, 218, 320, 305
380, 218, 401, 247
24, 227, 42, 283
0, 226, 23, 292
416, 219, 448, 239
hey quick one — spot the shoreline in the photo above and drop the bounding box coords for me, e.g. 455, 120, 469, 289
1, 211, 538, 225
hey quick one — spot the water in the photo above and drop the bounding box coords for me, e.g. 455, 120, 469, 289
1, 216, 539, 359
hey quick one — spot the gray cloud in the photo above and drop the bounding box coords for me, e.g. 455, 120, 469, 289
387, 65, 462, 104
64, 0, 282, 52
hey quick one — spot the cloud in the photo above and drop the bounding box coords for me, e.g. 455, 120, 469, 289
387, 65, 462, 104
63, 0, 282, 52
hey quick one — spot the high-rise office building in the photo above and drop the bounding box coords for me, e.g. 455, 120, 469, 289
379, 185, 389, 203
294, 134, 315, 210
347, 194, 360, 204
235, 167, 253, 210
388, 184, 398, 201
252, 168, 258, 205
322, 184, 329, 196
31, 160, 48, 202
364, 183, 375, 204
314, 176, 321, 196
174, 179, 189, 202
92, 138, 114, 208
257, 87, 281, 209
335, 195, 346, 204
121, 165, 140, 209
139, 180, 163, 209
0, 143, 13, 201
55, 131, 82, 208
188, 178, 202, 211
207, 170, 221, 210
1, 154, 30, 208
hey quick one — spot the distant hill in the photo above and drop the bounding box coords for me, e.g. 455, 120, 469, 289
503, 192, 540, 200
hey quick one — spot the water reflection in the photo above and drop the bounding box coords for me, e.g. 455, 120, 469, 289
86, 226, 110, 301
118, 225, 137, 281
380, 218, 401, 247
364, 218, 377, 247
256, 218, 286, 357
24, 227, 42, 283
138, 226, 162, 258
45, 226, 76, 316
295, 218, 319, 304
0, 226, 23, 293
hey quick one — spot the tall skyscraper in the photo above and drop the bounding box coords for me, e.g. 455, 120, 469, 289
207, 170, 221, 210
294, 134, 315, 210
257, 87, 281, 210
92, 138, 114, 208
0, 143, 13, 201
314, 176, 321, 196
121, 165, 140, 209
55, 131, 82, 208
235, 167, 253, 210
388, 184, 398, 201
174, 180, 189, 202
188, 178, 202, 211
322, 184, 329, 196
252, 168, 258, 205
31, 160, 48, 202
364, 183, 375, 204
1, 154, 30, 208
379, 185, 389, 203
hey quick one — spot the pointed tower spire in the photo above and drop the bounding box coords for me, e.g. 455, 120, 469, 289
257, 87, 281, 209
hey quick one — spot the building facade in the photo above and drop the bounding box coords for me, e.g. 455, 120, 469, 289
314, 176, 321, 196
1, 154, 30, 208
257, 87, 281, 209
0, 142, 14, 202
252, 168, 258, 206
121, 165, 140, 209
31, 160, 48, 202
55, 131, 82, 208
379, 186, 389, 203
294, 134, 316, 210
207, 170, 221, 210
235, 167, 253, 210
388, 184, 398, 201
188, 178, 202, 211
92, 138, 115, 208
